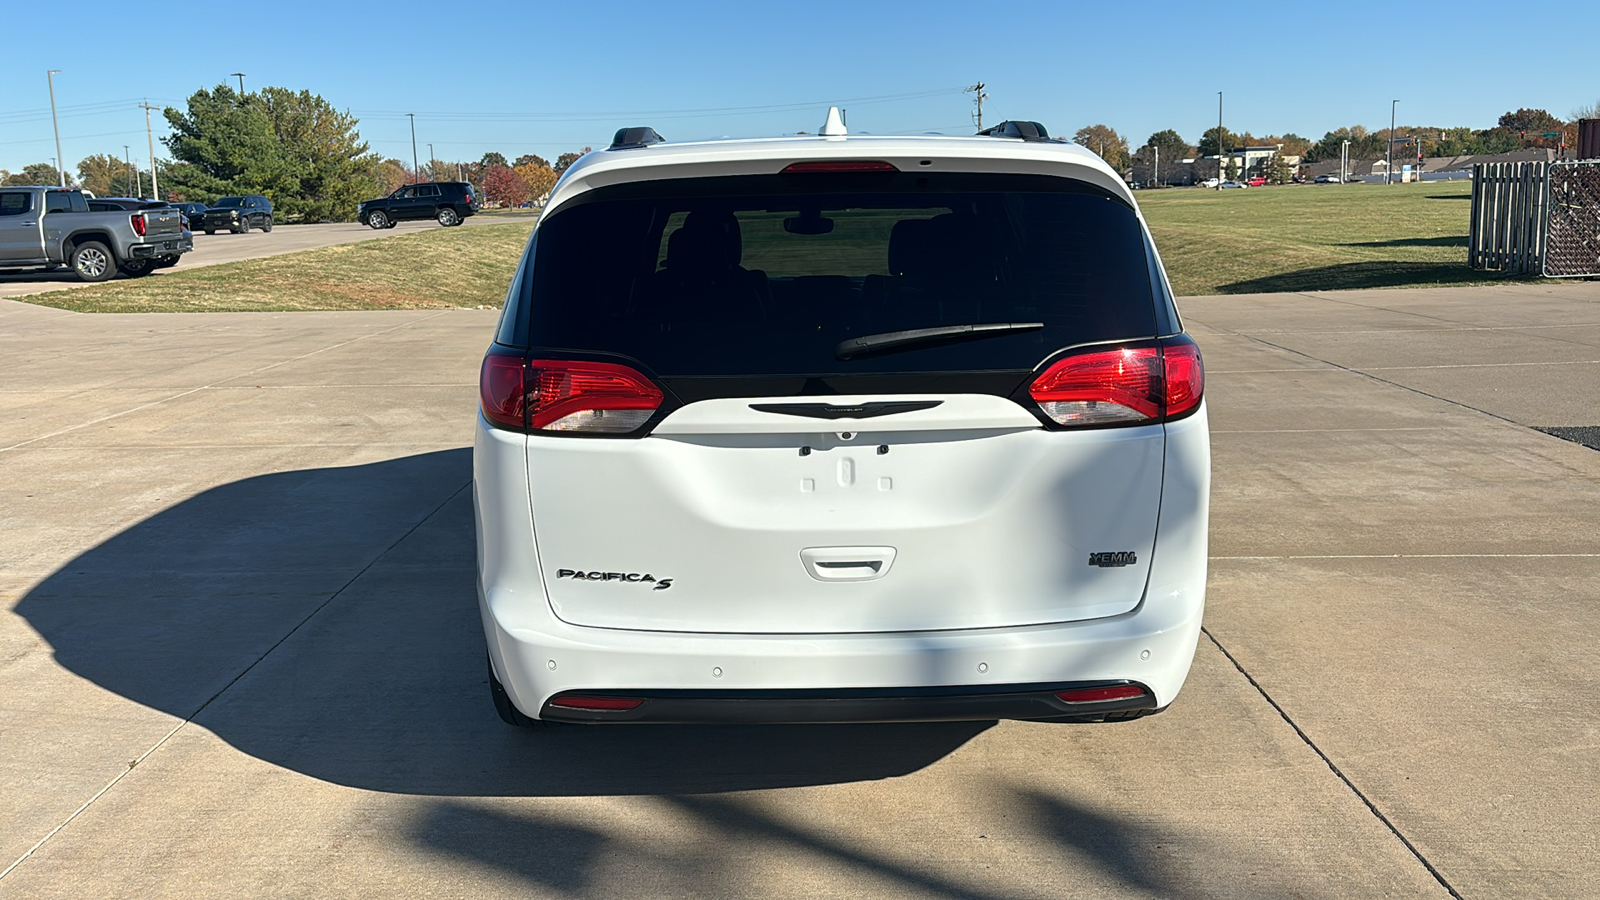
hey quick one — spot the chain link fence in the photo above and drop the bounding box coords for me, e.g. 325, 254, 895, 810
1544, 162, 1600, 278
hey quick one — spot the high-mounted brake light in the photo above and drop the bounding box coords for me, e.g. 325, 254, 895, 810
781, 160, 899, 173
1056, 685, 1148, 703
1027, 338, 1204, 428
130, 213, 146, 237
549, 695, 644, 711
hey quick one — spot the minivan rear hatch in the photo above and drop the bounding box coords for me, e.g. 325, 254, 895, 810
517, 170, 1170, 634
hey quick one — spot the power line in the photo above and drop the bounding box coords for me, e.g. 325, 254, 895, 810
350, 87, 966, 124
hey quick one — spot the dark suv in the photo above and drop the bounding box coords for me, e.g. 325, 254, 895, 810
359, 182, 478, 229
199, 195, 273, 234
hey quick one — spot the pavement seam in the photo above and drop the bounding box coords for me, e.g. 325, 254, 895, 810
1200, 626, 1464, 900
0, 478, 473, 884
0, 311, 450, 456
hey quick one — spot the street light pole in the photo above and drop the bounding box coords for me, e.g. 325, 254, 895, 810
428, 143, 435, 180
47, 70, 65, 186
1388, 99, 1398, 185
1341, 139, 1350, 184
408, 113, 419, 185
1216, 91, 1223, 191
231, 72, 246, 95
139, 100, 160, 201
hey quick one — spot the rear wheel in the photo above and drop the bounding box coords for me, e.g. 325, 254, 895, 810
70, 241, 114, 282
436, 206, 460, 227
154, 255, 179, 269
366, 210, 388, 229
262, 216, 273, 232
119, 259, 156, 278
488, 656, 545, 728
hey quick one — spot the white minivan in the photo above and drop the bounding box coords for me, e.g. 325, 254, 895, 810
475, 115, 1209, 726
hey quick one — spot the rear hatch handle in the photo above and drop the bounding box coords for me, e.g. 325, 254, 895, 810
801, 547, 897, 582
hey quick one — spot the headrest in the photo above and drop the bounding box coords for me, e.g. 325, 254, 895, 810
665, 211, 742, 272
887, 218, 933, 276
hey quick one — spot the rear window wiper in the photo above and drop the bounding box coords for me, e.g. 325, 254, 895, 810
835, 323, 1044, 360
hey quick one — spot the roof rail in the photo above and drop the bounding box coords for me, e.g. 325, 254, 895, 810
977, 121, 1054, 142
609, 127, 664, 150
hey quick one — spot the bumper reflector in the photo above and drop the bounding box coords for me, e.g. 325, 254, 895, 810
1055, 685, 1147, 703
548, 695, 644, 711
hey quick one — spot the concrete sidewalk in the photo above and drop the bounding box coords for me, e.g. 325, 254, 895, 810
1, 282, 1597, 898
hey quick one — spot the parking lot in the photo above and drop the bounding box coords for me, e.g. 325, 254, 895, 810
0, 212, 536, 301
1, 281, 1597, 898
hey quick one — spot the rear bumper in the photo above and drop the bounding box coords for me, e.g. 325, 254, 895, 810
475, 408, 1210, 724
539, 682, 1159, 725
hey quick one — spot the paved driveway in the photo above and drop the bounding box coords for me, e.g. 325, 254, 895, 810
1, 283, 1597, 898
0, 212, 536, 300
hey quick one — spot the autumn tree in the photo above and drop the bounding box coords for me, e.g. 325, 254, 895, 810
482, 164, 529, 206
514, 159, 558, 203
76, 154, 147, 197
1072, 125, 1130, 170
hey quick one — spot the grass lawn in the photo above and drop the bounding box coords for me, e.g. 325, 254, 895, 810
20, 179, 1525, 313
1137, 179, 1511, 296
24, 220, 535, 313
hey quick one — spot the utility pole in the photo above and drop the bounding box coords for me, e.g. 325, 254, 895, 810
428, 143, 435, 180
1154, 146, 1160, 187
1388, 99, 1398, 185
1216, 91, 1223, 190
47, 70, 65, 186
231, 72, 246, 95
125, 145, 138, 198
407, 113, 419, 185
966, 83, 987, 132
139, 100, 160, 201
1341, 139, 1350, 184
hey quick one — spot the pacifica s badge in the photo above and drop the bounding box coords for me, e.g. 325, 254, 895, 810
1088, 551, 1137, 568
556, 569, 673, 590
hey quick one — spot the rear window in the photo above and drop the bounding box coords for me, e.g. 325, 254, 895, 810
518, 173, 1158, 376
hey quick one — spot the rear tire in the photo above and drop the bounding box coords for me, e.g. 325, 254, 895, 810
436, 206, 460, 227
70, 241, 114, 282
119, 259, 156, 278
488, 655, 545, 728
262, 216, 273, 232
366, 210, 388, 229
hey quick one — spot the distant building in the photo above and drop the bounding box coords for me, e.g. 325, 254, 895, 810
1129, 144, 1298, 186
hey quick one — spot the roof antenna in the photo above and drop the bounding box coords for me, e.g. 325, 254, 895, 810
820, 106, 848, 137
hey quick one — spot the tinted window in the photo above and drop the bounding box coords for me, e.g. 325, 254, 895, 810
1, 193, 34, 216
417, 185, 441, 197
216, 197, 245, 207
522, 174, 1157, 377
45, 192, 78, 213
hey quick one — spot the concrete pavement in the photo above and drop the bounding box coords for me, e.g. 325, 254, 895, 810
1, 282, 1598, 897
0, 212, 536, 300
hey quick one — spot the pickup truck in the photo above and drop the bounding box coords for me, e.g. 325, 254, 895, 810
0, 186, 191, 282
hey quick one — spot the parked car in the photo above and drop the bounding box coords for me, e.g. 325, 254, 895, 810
171, 201, 208, 225
1219, 181, 1247, 189
85, 198, 190, 273
1247, 177, 1266, 187
475, 117, 1210, 728
199, 195, 273, 234
0, 186, 190, 281
358, 181, 479, 229
1199, 178, 1220, 188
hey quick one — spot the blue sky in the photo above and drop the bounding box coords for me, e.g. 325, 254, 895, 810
4, 0, 1598, 174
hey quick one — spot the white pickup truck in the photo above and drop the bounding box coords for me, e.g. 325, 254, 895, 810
0, 186, 192, 282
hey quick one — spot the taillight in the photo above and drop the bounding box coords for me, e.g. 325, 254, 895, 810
480, 354, 664, 435
548, 695, 644, 711
130, 214, 146, 236
479, 353, 528, 430
1056, 685, 1148, 703
1027, 337, 1204, 428
527, 359, 663, 433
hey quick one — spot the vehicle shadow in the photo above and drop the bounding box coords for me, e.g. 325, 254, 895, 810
13, 449, 988, 798
1218, 261, 1516, 294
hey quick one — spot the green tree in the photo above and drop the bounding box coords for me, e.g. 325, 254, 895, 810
162, 84, 380, 222
1072, 124, 1130, 170
1304, 126, 1384, 163
2, 163, 72, 187
514, 153, 550, 169
480, 151, 509, 169
1224, 157, 1241, 181
1142, 129, 1193, 162
1197, 126, 1239, 157
554, 149, 591, 174
1267, 154, 1294, 184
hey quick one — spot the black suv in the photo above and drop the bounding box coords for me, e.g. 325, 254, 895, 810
359, 182, 478, 229
199, 195, 273, 234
